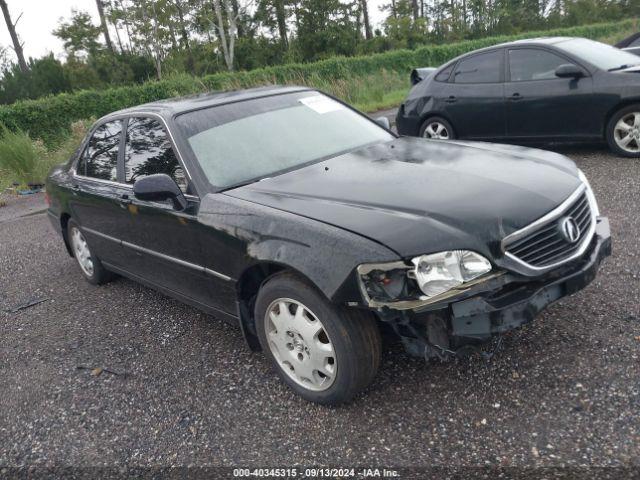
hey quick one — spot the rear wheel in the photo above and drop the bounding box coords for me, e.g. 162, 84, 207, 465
67, 219, 114, 285
255, 272, 381, 405
419, 116, 455, 140
606, 104, 640, 157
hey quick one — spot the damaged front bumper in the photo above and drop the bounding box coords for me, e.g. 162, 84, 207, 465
388, 217, 611, 356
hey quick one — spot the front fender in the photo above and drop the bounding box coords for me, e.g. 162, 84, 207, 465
198, 194, 400, 302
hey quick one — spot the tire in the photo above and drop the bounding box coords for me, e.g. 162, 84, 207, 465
67, 219, 115, 285
606, 104, 640, 158
419, 116, 456, 140
255, 272, 381, 405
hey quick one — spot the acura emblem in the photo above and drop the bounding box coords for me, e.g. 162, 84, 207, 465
559, 217, 580, 243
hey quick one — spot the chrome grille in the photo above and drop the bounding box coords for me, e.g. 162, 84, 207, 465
504, 191, 594, 269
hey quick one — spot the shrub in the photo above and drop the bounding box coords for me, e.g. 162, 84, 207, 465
0, 119, 90, 186
0, 19, 634, 144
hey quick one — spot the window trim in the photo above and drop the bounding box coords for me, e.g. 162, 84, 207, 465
71, 112, 200, 201
452, 48, 505, 85
434, 62, 456, 83
506, 46, 590, 83
75, 118, 124, 183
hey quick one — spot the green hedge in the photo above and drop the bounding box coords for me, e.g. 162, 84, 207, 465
0, 19, 635, 144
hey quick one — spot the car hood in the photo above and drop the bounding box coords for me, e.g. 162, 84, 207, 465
224, 137, 581, 259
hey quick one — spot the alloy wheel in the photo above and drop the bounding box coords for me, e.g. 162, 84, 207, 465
70, 227, 94, 277
614, 112, 640, 153
264, 298, 336, 391
423, 121, 450, 140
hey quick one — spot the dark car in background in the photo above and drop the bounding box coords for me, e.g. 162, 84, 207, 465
615, 32, 640, 56
397, 37, 640, 157
46, 87, 610, 405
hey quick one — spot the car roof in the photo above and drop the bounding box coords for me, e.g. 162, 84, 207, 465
102, 85, 314, 121
445, 36, 578, 62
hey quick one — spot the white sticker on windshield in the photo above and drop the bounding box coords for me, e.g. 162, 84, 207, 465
299, 96, 345, 114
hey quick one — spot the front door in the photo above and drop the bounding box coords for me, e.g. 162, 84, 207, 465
505, 47, 595, 139
118, 116, 214, 306
444, 49, 506, 139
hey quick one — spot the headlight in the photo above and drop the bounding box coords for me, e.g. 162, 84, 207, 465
409, 251, 492, 297
357, 250, 492, 308
578, 169, 600, 216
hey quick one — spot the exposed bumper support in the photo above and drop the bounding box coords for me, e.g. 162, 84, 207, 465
449, 217, 611, 340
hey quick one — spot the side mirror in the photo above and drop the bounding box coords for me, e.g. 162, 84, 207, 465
375, 116, 391, 130
133, 174, 187, 210
555, 64, 584, 79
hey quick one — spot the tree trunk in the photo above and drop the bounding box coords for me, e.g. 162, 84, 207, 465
274, 0, 289, 48
360, 0, 372, 40
117, 0, 135, 53
411, 0, 419, 21
174, 0, 196, 73
95, 0, 115, 54
0, 0, 28, 73
211, 0, 234, 71
112, 19, 125, 53
141, 0, 162, 79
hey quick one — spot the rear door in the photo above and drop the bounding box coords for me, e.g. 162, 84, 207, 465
69, 119, 131, 267
443, 49, 506, 139
504, 47, 595, 139
118, 116, 217, 306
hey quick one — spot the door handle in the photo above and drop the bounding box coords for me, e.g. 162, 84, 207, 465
509, 93, 523, 101
445, 95, 457, 104
119, 194, 132, 207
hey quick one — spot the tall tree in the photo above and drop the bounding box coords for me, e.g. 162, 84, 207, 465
95, 0, 115, 54
210, 0, 242, 71
53, 10, 102, 58
171, 0, 196, 72
0, 0, 28, 73
360, 0, 372, 39
274, 0, 289, 48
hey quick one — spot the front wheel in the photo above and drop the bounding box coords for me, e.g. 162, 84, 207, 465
255, 273, 381, 405
606, 104, 640, 157
419, 116, 455, 140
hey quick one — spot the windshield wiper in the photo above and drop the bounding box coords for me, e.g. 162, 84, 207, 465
608, 64, 639, 72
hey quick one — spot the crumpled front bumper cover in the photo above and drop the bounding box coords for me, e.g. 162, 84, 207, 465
448, 217, 611, 340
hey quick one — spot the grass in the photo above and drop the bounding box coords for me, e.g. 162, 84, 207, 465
0, 120, 90, 190
0, 25, 635, 191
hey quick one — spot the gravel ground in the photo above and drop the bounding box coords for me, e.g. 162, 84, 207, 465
0, 144, 638, 476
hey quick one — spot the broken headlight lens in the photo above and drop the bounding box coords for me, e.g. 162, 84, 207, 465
409, 251, 492, 298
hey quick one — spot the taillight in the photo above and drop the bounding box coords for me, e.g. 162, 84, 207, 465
44, 192, 51, 206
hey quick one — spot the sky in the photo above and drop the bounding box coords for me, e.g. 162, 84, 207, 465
0, 0, 388, 62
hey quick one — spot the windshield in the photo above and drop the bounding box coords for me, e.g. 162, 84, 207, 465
555, 38, 640, 70
175, 92, 394, 189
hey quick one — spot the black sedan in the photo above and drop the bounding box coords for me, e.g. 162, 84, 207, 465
397, 37, 640, 157
46, 87, 611, 405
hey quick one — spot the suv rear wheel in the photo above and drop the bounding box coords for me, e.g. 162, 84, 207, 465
255, 272, 381, 405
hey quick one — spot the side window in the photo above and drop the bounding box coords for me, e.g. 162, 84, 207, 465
435, 64, 454, 82
509, 49, 568, 82
629, 37, 640, 48
124, 117, 187, 192
453, 50, 502, 84
78, 120, 122, 182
